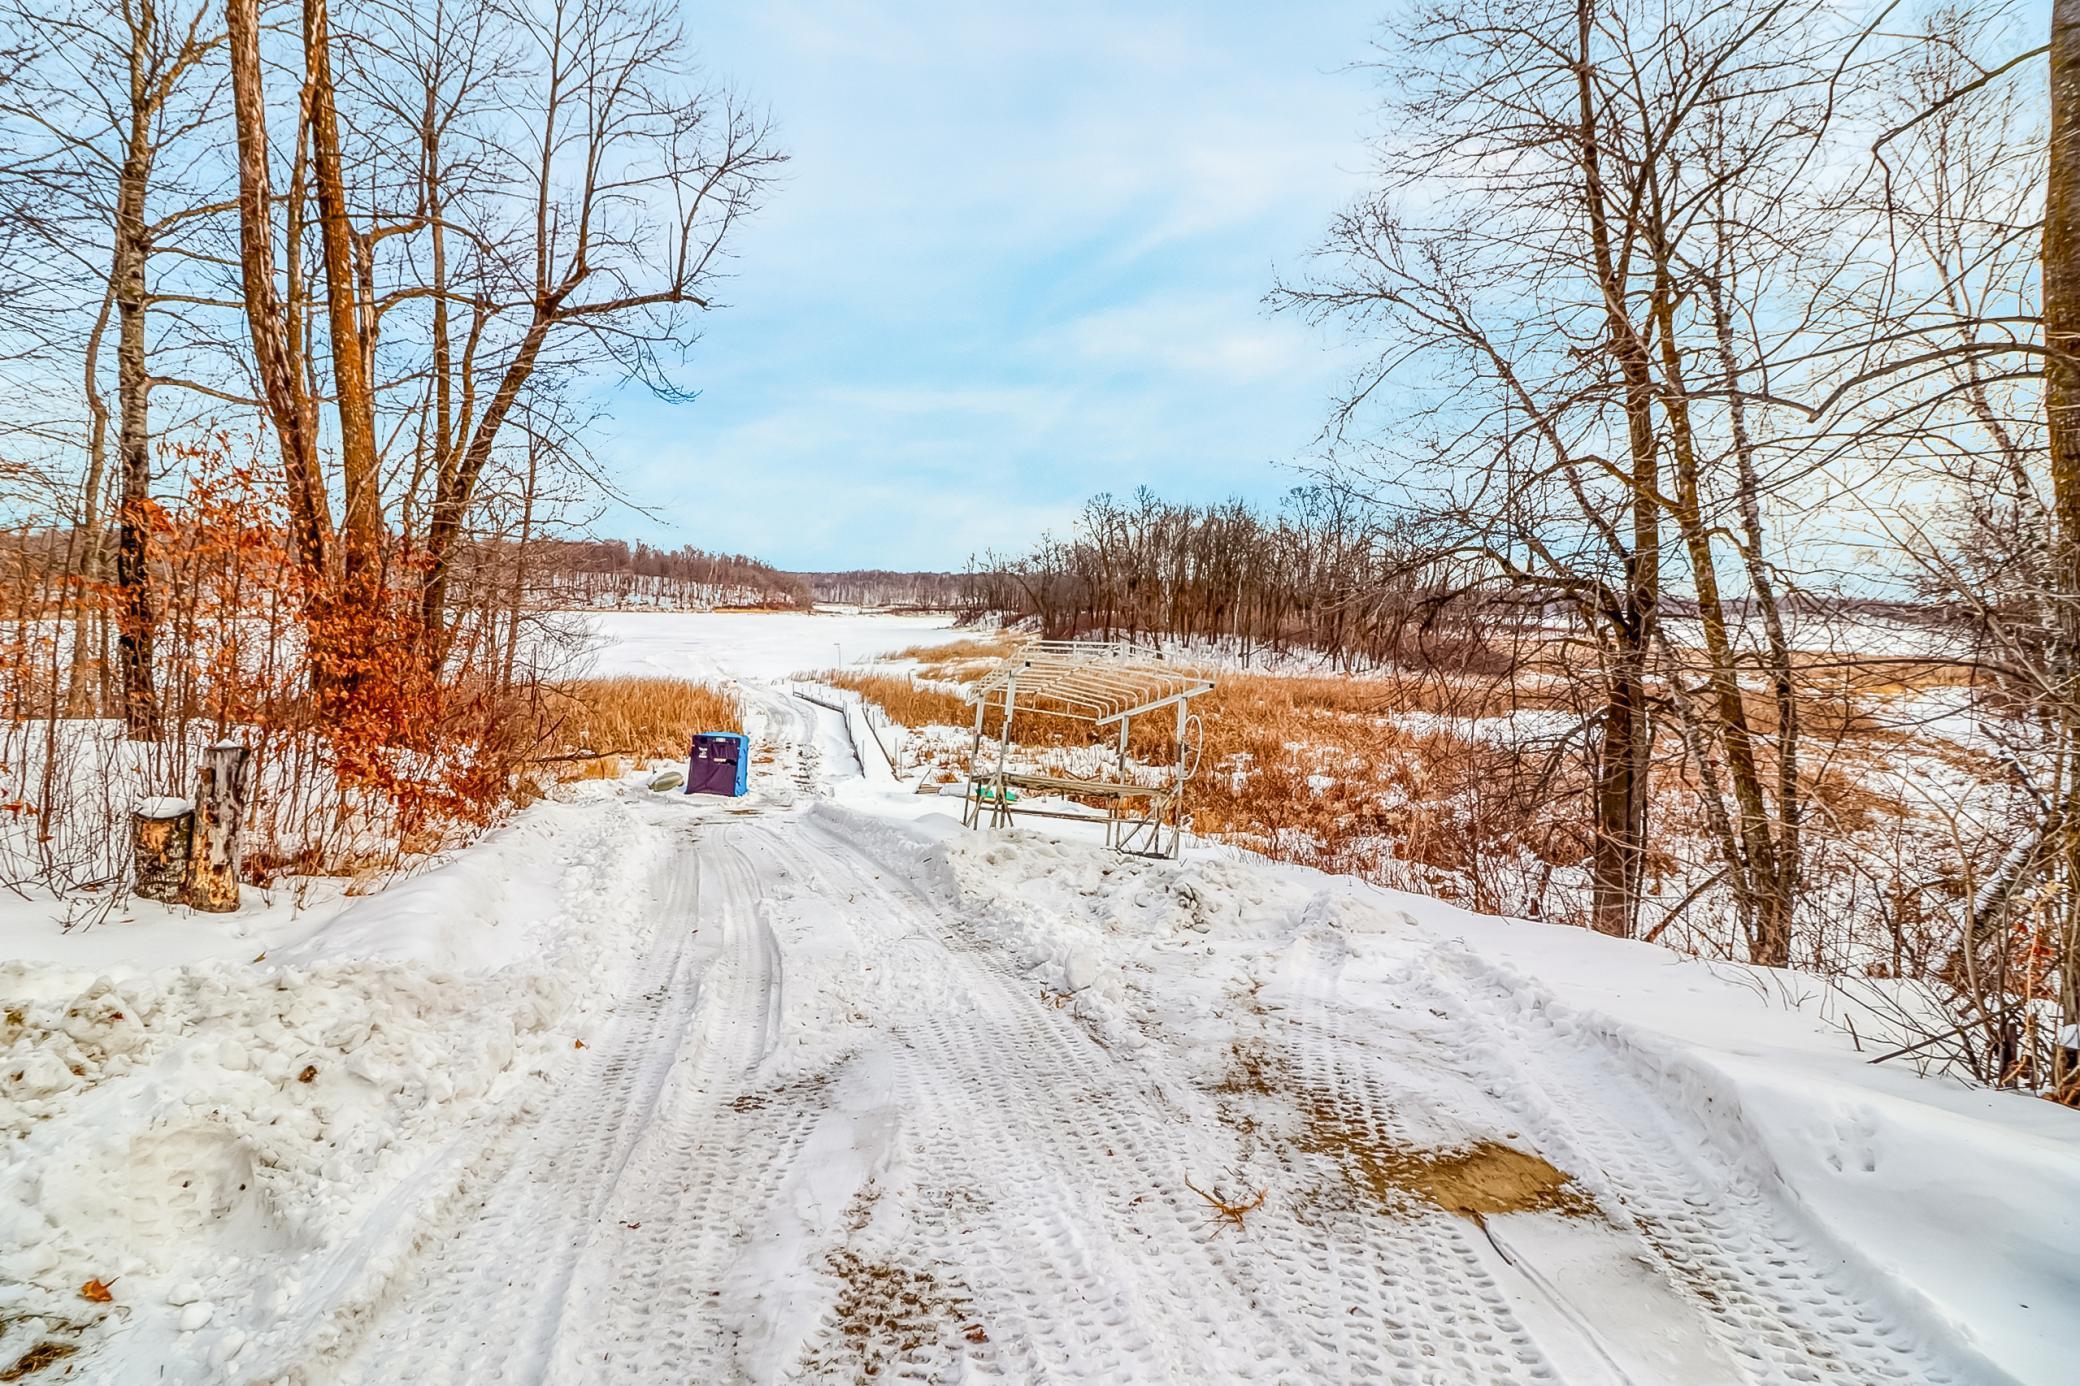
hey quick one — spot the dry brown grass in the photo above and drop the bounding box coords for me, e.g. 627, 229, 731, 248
812, 671, 970, 729
890, 634, 1025, 681
825, 648, 2003, 931
1784, 651, 1983, 693
1183, 675, 1588, 892
544, 677, 744, 762
0, 1340, 80, 1381
890, 634, 1021, 664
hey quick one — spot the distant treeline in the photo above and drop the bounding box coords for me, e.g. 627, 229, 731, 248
0, 528, 814, 613
964, 488, 1521, 670
962, 490, 1960, 667
531, 540, 811, 609
795, 570, 971, 610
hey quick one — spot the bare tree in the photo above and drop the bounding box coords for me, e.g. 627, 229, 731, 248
0, 0, 225, 735
223, 0, 778, 685
408, 0, 781, 660
1265, 0, 2039, 969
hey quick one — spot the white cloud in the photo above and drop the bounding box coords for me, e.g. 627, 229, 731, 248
602, 0, 1384, 567
1042, 292, 1317, 385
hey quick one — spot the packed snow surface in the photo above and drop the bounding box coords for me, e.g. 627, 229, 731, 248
2, 611, 2074, 1384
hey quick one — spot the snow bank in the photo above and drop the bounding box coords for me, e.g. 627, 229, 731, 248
0, 794, 671, 1378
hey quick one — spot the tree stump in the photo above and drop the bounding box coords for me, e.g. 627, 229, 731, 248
185, 742, 251, 913
132, 797, 194, 904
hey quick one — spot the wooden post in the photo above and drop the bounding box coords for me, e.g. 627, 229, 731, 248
132, 797, 194, 904
185, 741, 251, 913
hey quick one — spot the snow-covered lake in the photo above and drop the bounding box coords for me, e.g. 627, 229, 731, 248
575, 609, 976, 682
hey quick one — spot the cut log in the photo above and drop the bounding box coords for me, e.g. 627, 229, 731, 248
133, 797, 194, 904
185, 742, 252, 913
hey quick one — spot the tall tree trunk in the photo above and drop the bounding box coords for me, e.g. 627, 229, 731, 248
1575, 0, 1657, 937
113, 36, 159, 741
500, 439, 540, 691
1703, 266, 1801, 956
419, 312, 554, 655
303, 0, 380, 600
2044, 0, 2080, 1086
1653, 265, 1791, 964
226, 0, 332, 582
69, 284, 116, 717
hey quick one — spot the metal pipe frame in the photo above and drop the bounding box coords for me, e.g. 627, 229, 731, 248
962, 640, 1213, 859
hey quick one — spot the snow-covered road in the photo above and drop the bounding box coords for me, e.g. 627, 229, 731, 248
224, 692, 1998, 1386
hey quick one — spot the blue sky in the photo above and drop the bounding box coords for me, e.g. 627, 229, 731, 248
594, 2, 1380, 570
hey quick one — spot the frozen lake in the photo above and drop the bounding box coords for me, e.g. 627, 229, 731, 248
574, 608, 976, 682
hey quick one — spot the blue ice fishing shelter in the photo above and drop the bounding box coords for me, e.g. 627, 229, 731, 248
686, 731, 750, 797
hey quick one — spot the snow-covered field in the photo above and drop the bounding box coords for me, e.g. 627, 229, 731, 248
3, 611, 2075, 1384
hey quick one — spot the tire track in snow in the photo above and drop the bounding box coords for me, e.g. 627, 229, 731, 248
766, 818, 1546, 1384
765, 820, 1244, 1382
1271, 930, 1985, 1385
1414, 947, 1989, 1385
1211, 932, 1560, 1385
281, 830, 717, 1385
825, 818, 1599, 1383
739, 820, 1124, 1380
541, 831, 828, 1384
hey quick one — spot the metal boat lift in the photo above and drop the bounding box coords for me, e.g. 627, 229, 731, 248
959, 640, 1213, 858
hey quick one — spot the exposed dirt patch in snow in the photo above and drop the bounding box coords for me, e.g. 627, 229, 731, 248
1208, 1034, 1595, 1222
800, 1248, 989, 1379
1301, 1116, 1593, 1223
